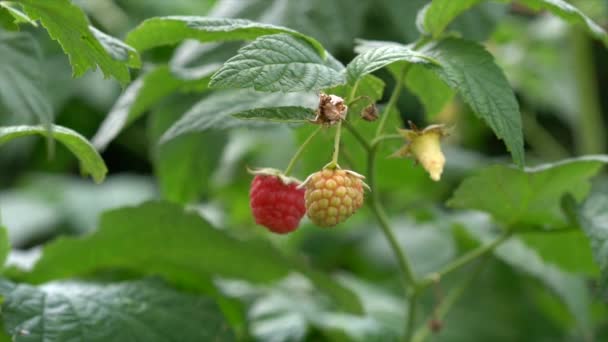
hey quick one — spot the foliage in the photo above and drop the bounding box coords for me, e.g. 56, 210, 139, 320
1, 0, 607, 341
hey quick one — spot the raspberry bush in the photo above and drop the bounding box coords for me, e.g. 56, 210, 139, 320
1, 0, 608, 341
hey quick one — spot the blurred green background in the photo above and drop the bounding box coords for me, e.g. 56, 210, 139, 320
1, 0, 608, 341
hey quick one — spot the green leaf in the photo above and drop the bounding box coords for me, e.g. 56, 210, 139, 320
519, 0, 608, 46
17, 0, 132, 85
421, 38, 525, 166
208, 0, 369, 52
455, 214, 592, 331
125, 16, 326, 57
346, 44, 438, 84
89, 26, 141, 68
577, 192, 608, 300
0, 31, 52, 125
519, 231, 598, 276
24, 201, 363, 313
210, 34, 344, 92
417, 0, 486, 37
418, 0, 607, 45
0, 2, 36, 30
0, 226, 9, 268
0, 7, 17, 30
92, 66, 211, 150
160, 90, 317, 143
232, 107, 315, 123
0, 125, 107, 183
448, 156, 608, 228
148, 98, 226, 204
218, 274, 400, 342
0, 279, 235, 341
492, 234, 592, 331
404, 65, 455, 119
328, 74, 385, 103
155, 133, 224, 204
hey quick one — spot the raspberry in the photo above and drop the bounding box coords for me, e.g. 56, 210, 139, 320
391, 123, 448, 181
250, 174, 306, 234
304, 168, 365, 227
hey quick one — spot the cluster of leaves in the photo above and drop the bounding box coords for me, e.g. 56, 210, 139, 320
1, 0, 608, 341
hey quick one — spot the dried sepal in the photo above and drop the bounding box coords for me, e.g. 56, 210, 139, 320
391, 122, 449, 181
361, 104, 379, 121
310, 93, 348, 125
247, 167, 301, 186
299, 167, 369, 191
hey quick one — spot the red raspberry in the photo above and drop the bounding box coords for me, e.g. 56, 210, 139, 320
249, 175, 306, 234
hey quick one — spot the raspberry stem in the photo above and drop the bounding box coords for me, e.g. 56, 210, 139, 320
284, 126, 322, 176
326, 121, 342, 169
412, 257, 491, 342
367, 61, 419, 342
326, 80, 360, 169
376, 65, 409, 136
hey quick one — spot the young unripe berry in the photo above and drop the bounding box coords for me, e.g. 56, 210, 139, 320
391, 124, 449, 181
303, 168, 365, 227
250, 173, 306, 234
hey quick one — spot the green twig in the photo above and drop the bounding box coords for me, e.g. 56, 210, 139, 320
569, 27, 605, 154
376, 75, 404, 136
412, 258, 490, 342
325, 79, 361, 169
418, 231, 511, 290
368, 165, 417, 288
284, 127, 322, 176
371, 133, 403, 147
366, 63, 419, 341
406, 291, 419, 341
325, 121, 342, 169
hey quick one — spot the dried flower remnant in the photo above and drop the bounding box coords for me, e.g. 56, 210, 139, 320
361, 104, 379, 122
310, 93, 348, 125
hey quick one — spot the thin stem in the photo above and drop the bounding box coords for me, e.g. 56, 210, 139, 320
371, 134, 403, 147
324, 79, 360, 169
569, 27, 605, 154
412, 258, 490, 342
375, 78, 403, 136
348, 80, 361, 102
418, 231, 511, 289
405, 291, 419, 342
368, 181, 417, 288
367, 143, 418, 341
284, 127, 322, 176
325, 121, 342, 169
365, 62, 419, 341
375, 65, 412, 136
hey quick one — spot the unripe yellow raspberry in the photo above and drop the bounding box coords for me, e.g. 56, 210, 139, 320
392, 124, 448, 181
302, 168, 365, 227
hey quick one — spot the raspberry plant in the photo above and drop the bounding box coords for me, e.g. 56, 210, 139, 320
1, 0, 608, 341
